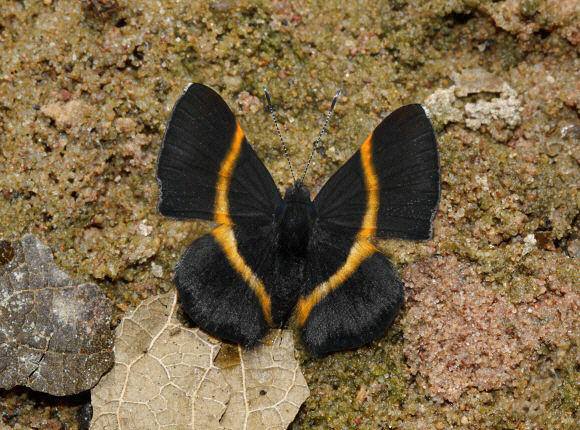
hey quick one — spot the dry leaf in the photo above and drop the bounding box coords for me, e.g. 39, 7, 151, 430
90, 291, 309, 430
0, 235, 113, 396
216, 333, 310, 429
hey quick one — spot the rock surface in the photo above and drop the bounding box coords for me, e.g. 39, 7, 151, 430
0, 235, 113, 396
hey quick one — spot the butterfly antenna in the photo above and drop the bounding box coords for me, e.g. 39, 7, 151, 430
264, 86, 295, 182
301, 89, 341, 182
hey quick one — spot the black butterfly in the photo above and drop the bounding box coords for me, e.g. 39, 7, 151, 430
156, 83, 440, 356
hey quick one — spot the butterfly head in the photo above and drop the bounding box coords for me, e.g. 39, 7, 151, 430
283, 180, 310, 202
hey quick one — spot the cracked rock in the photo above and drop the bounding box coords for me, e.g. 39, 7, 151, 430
0, 235, 114, 396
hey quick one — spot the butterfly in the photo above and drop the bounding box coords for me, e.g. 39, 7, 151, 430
156, 83, 440, 356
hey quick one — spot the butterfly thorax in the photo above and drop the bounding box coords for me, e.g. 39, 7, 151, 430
275, 181, 315, 258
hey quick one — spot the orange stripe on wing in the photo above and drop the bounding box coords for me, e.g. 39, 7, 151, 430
357, 134, 380, 240
211, 122, 272, 325
211, 225, 272, 325
214, 123, 244, 225
297, 132, 380, 325
297, 240, 377, 325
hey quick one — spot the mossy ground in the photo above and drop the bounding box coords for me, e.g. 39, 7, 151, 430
1, 0, 579, 428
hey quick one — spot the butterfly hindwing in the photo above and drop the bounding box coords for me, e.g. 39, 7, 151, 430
174, 231, 267, 347
157, 83, 282, 225
314, 104, 440, 240
298, 230, 404, 357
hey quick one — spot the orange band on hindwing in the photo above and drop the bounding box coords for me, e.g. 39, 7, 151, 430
211, 122, 273, 325
297, 132, 380, 325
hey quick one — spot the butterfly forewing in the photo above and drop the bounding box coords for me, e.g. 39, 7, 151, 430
157, 83, 282, 225
314, 104, 440, 240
